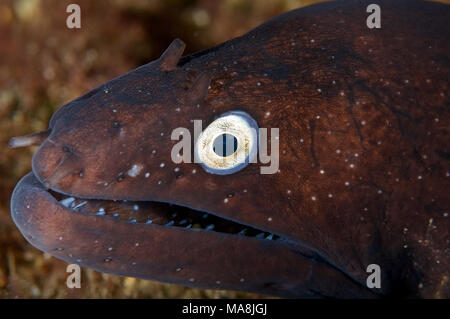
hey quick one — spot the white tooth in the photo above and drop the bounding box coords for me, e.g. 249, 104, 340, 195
238, 229, 247, 236
256, 233, 265, 239
171, 213, 177, 218
73, 201, 87, 210
206, 224, 215, 231
165, 220, 174, 226
266, 234, 273, 240
96, 207, 105, 215
145, 219, 152, 224
179, 219, 187, 225
186, 224, 192, 229
60, 197, 75, 207
112, 213, 119, 218
129, 219, 137, 223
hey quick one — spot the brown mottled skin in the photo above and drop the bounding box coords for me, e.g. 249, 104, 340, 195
9, 0, 449, 298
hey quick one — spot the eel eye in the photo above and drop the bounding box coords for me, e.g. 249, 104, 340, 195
195, 111, 258, 175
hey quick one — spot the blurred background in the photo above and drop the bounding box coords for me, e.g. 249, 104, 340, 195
0, 0, 448, 298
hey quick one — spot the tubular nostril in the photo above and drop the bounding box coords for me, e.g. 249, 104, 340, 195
9, 129, 51, 148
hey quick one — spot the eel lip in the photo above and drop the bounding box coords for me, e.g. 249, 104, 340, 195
11, 172, 380, 298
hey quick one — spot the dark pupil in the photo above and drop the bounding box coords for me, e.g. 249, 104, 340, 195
213, 134, 238, 157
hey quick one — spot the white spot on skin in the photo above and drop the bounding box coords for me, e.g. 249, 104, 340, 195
320, 169, 325, 174
133, 205, 139, 211
311, 196, 317, 201
127, 164, 143, 177
107, 247, 113, 251
223, 198, 229, 203
160, 163, 165, 168
345, 181, 350, 186
192, 169, 197, 174
287, 190, 292, 195
267, 217, 272, 222
328, 194, 333, 198
145, 172, 150, 178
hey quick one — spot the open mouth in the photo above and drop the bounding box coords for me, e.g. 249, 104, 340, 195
12, 173, 378, 298
50, 189, 282, 241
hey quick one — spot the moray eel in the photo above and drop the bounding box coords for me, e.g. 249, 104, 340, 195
9, 0, 449, 298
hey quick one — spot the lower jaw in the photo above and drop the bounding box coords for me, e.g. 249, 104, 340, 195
11, 172, 380, 298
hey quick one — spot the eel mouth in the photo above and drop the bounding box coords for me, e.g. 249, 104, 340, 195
13, 171, 289, 245
50, 189, 282, 241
